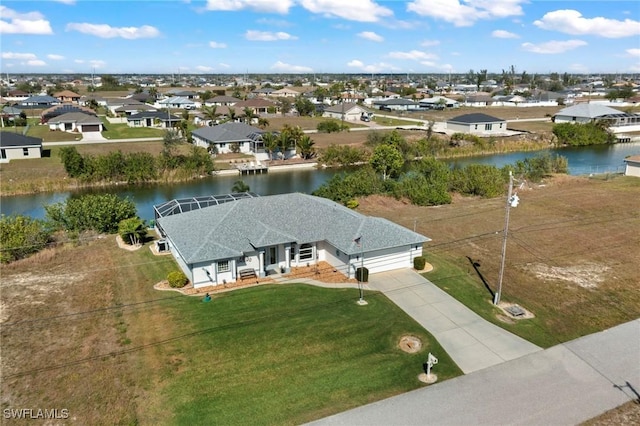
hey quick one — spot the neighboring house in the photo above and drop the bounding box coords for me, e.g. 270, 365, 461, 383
234, 99, 278, 115
553, 104, 640, 132
54, 90, 81, 104
271, 88, 300, 98
106, 99, 148, 116
447, 113, 507, 135
80, 95, 108, 107
193, 105, 233, 126
5, 90, 30, 102
463, 94, 494, 107
624, 155, 640, 177
41, 104, 96, 123
17, 95, 61, 109
372, 98, 420, 111
322, 103, 371, 121
163, 89, 198, 99
1, 106, 23, 121
48, 112, 105, 133
114, 103, 157, 116
155, 193, 429, 288
205, 95, 241, 106
192, 122, 268, 156
0, 132, 43, 162
252, 87, 275, 97
419, 96, 459, 109
126, 111, 181, 128
159, 96, 196, 110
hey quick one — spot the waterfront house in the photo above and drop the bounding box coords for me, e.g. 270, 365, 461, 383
447, 113, 507, 135
155, 193, 429, 288
624, 155, 640, 177
191, 122, 269, 156
0, 132, 42, 162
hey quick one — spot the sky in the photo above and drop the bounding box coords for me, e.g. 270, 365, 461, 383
1, 0, 639, 76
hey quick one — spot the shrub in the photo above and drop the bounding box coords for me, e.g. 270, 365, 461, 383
168, 270, 188, 288
413, 256, 426, 270
0, 215, 52, 263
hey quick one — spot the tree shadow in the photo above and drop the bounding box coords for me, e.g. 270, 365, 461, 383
614, 381, 640, 403
467, 256, 495, 299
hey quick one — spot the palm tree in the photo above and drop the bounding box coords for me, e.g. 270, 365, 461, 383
227, 107, 237, 122
277, 131, 292, 161
261, 132, 279, 161
258, 117, 269, 129
242, 107, 256, 124
231, 180, 250, 193
296, 135, 316, 160
201, 105, 219, 125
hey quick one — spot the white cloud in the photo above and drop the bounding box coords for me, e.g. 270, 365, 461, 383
205, 0, 293, 14
66, 23, 160, 39
196, 65, 214, 72
271, 61, 313, 73
534, 10, 640, 38
492, 29, 519, 39
521, 39, 587, 54
627, 48, 640, 57
347, 59, 400, 73
0, 6, 53, 34
420, 39, 440, 47
27, 59, 46, 66
407, 0, 524, 27
245, 30, 297, 41
357, 31, 383, 42
209, 41, 227, 48
1, 52, 37, 60
388, 50, 437, 61
47, 54, 65, 60
300, 0, 393, 23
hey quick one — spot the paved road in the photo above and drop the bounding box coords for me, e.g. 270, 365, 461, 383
42, 137, 162, 147
368, 270, 541, 374
311, 319, 640, 425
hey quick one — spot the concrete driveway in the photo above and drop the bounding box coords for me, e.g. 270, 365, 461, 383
367, 269, 541, 374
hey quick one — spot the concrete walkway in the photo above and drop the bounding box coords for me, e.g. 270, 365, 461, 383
368, 269, 541, 374
311, 319, 640, 425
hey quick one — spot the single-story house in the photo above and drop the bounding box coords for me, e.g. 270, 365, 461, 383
447, 113, 507, 135
372, 98, 421, 111
5, 90, 30, 101
106, 99, 148, 116
271, 88, 300, 98
205, 96, 241, 106
252, 87, 276, 97
191, 122, 269, 156
162, 89, 198, 99
463, 94, 494, 107
126, 111, 181, 128
41, 104, 96, 123
322, 103, 372, 121
155, 193, 429, 288
114, 103, 157, 116
0, 132, 43, 162
48, 112, 104, 133
54, 90, 81, 104
159, 96, 197, 110
419, 96, 459, 110
1, 106, 23, 121
624, 155, 640, 177
17, 95, 61, 109
233, 99, 278, 115
553, 104, 640, 132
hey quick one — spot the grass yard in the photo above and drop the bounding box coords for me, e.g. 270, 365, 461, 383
357, 175, 640, 346
102, 121, 165, 139
0, 237, 461, 425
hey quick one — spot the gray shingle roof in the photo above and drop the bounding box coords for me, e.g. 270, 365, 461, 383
448, 113, 504, 124
48, 112, 102, 125
127, 111, 181, 121
555, 104, 622, 119
157, 193, 429, 263
0, 132, 42, 148
192, 122, 263, 143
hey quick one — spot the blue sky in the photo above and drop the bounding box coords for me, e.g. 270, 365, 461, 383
1, 0, 639, 75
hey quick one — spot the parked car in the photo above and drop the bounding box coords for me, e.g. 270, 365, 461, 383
379, 106, 391, 111
360, 114, 370, 122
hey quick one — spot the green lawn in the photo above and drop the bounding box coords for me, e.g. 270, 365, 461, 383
423, 253, 560, 348
102, 119, 165, 139
372, 116, 421, 127
143, 284, 462, 424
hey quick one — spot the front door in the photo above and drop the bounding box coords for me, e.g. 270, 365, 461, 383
267, 246, 277, 267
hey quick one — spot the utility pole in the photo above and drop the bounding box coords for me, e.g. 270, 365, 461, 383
494, 171, 518, 305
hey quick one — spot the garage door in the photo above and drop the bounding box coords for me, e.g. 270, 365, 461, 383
364, 248, 412, 274
82, 124, 100, 132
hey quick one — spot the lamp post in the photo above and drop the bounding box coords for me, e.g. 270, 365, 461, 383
494, 171, 519, 305
355, 237, 367, 305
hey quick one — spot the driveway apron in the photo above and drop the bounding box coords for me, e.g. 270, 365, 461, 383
367, 269, 542, 374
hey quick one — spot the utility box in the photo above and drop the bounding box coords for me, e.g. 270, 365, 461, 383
356, 267, 369, 283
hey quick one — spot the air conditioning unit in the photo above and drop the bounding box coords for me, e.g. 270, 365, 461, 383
156, 239, 169, 252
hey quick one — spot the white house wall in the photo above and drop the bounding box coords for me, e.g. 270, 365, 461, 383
1, 146, 42, 160
317, 241, 351, 276
351, 245, 421, 275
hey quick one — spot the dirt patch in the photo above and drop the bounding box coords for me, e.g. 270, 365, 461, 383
399, 335, 423, 353
286, 262, 357, 284
116, 235, 143, 251
523, 262, 610, 289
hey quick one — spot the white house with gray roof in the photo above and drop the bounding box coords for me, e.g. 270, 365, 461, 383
553, 103, 640, 133
191, 122, 265, 156
155, 193, 429, 288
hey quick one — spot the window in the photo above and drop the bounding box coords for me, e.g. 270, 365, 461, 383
217, 260, 230, 273
474, 124, 478, 130
299, 243, 313, 260
23, 148, 29, 156
485, 123, 493, 131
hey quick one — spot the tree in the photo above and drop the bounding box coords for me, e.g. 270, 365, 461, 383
45, 194, 137, 233
257, 117, 270, 129
201, 105, 219, 125
59, 146, 85, 178
199, 90, 213, 103
296, 135, 316, 159
118, 217, 147, 246
231, 180, 250, 193
162, 128, 183, 159
294, 96, 315, 116
242, 107, 256, 124
277, 97, 292, 116
369, 144, 404, 180
261, 132, 279, 161
277, 131, 293, 160
0, 215, 52, 263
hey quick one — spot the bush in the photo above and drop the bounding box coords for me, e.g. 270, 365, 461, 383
45, 193, 137, 233
317, 119, 348, 133
0, 215, 52, 263
414, 256, 426, 270
167, 270, 188, 288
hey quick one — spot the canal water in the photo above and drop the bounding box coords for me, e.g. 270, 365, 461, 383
1, 142, 638, 221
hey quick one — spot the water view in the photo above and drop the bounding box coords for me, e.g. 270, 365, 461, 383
1, 142, 638, 221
